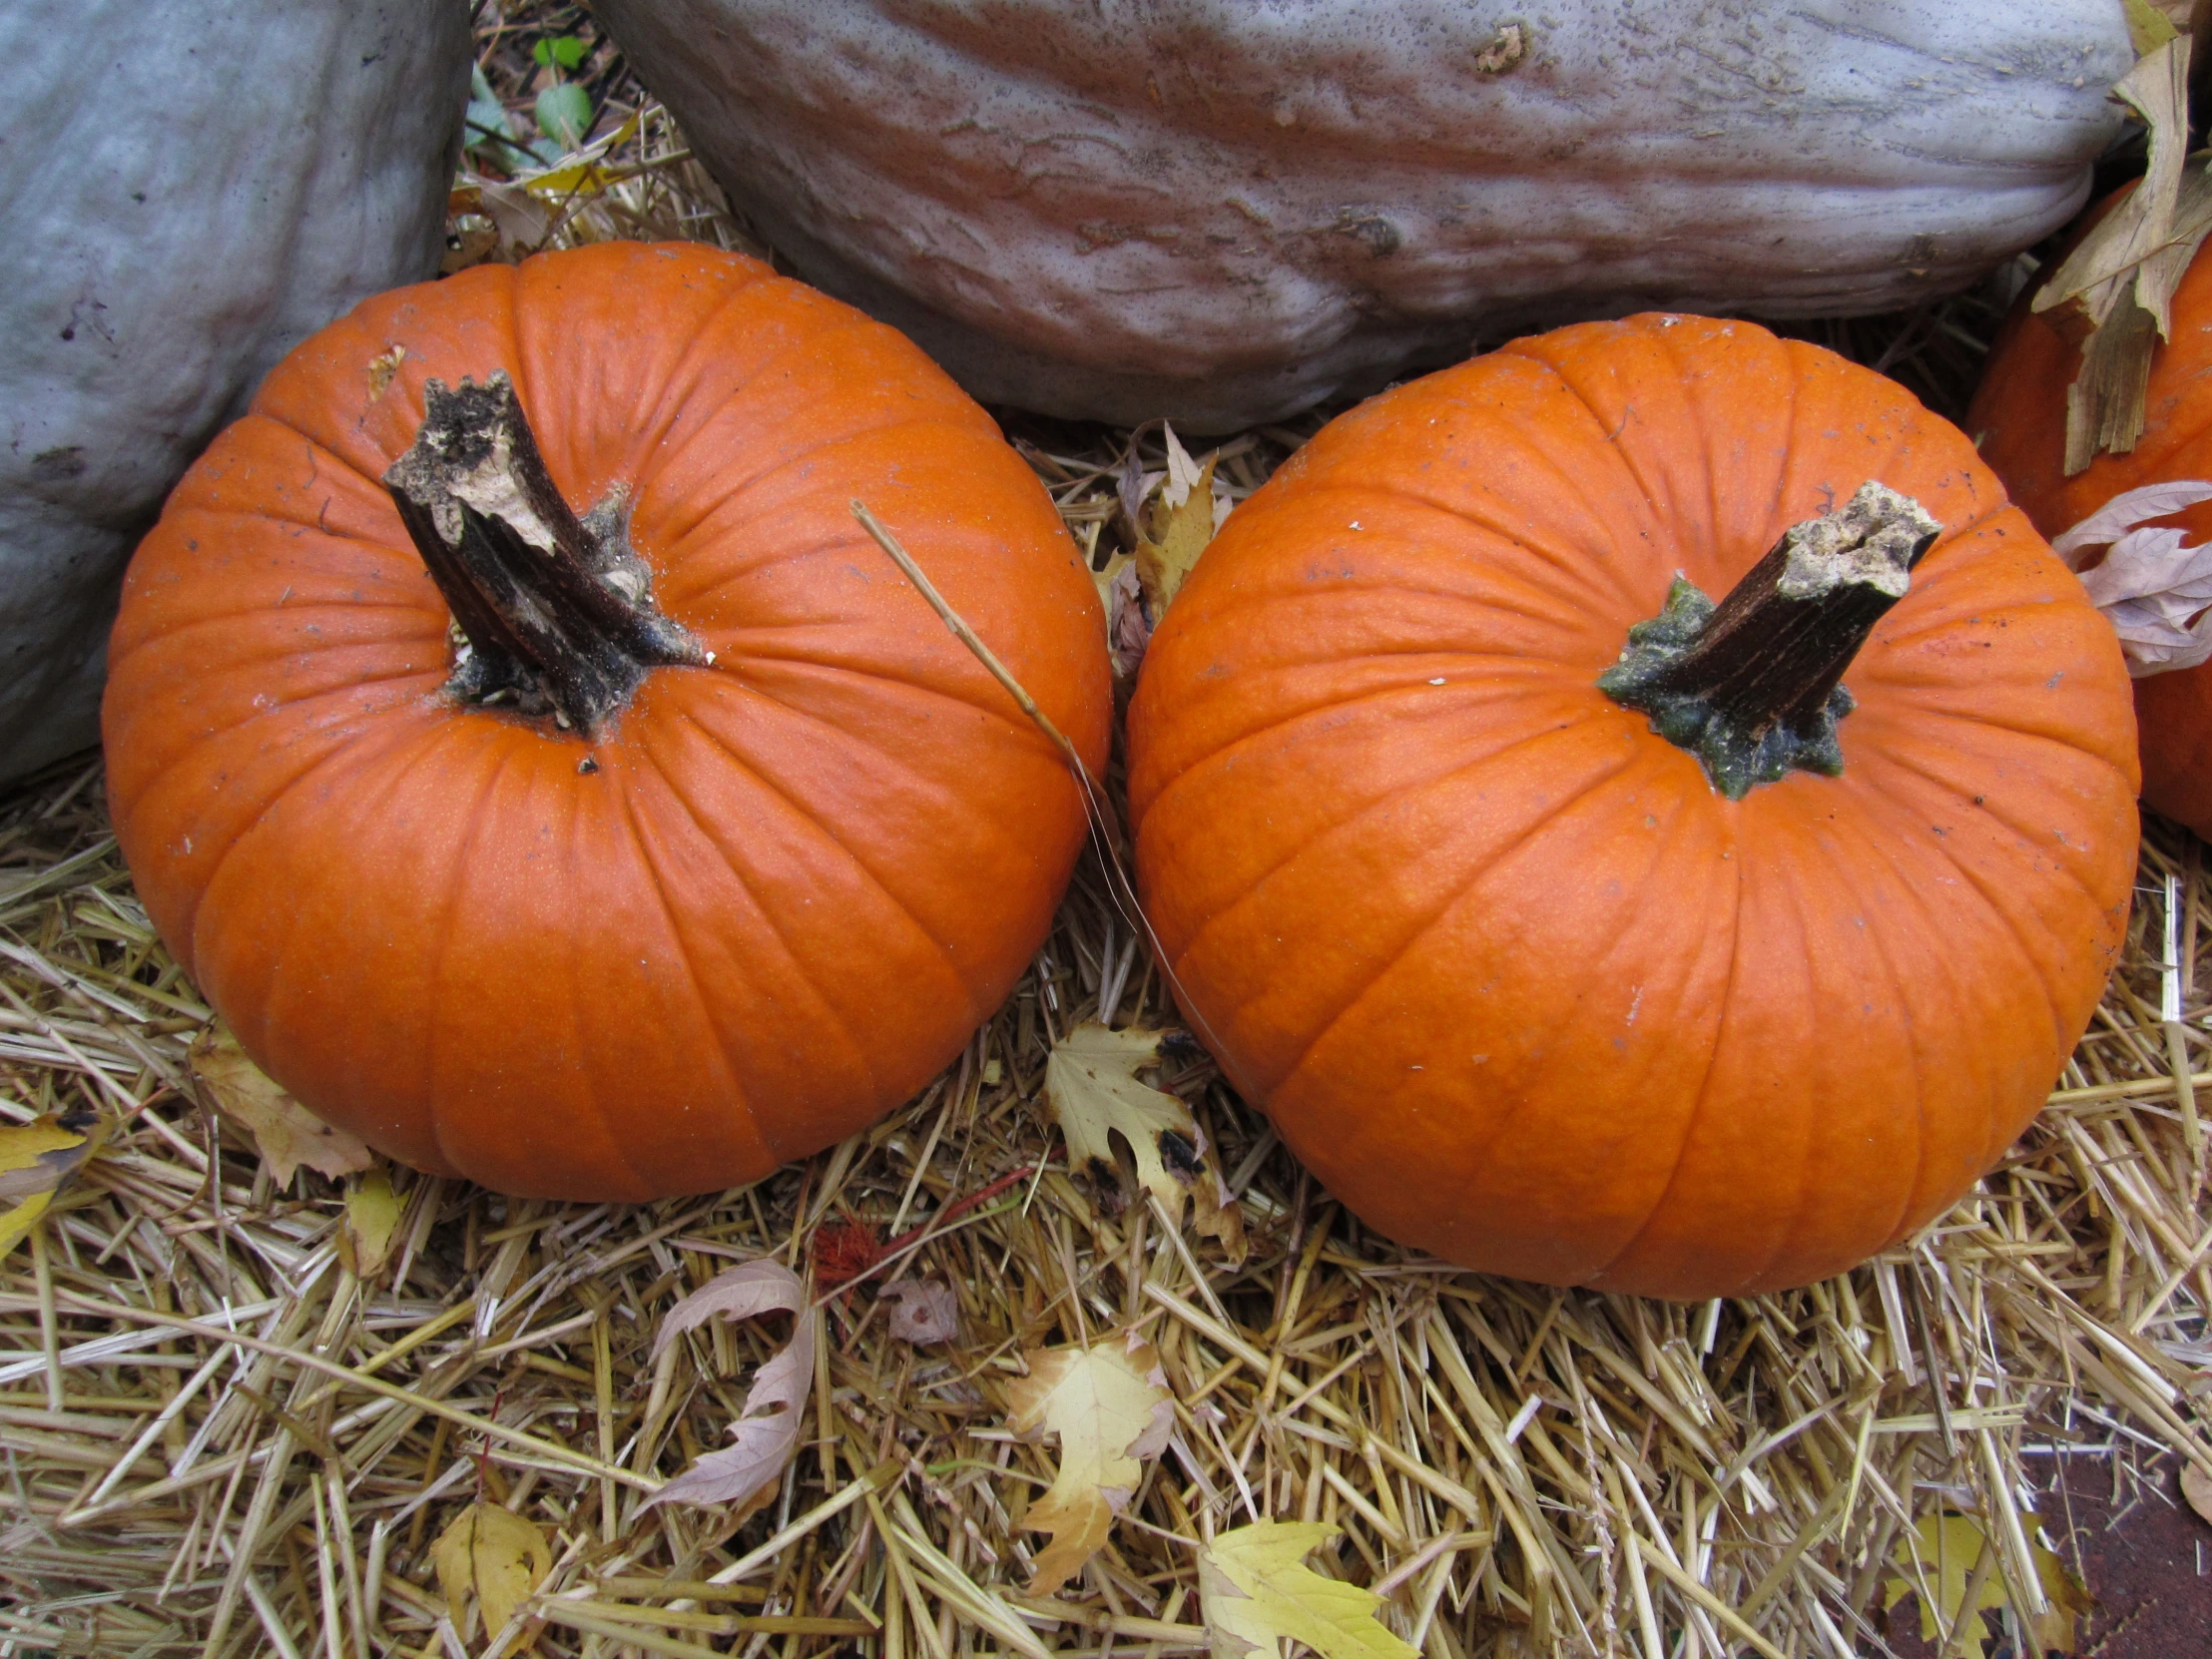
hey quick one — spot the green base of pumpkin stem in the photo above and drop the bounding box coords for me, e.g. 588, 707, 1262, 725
384, 371, 705, 736
1597, 481, 1940, 799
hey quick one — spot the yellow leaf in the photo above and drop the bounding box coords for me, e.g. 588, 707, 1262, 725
1198, 1522, 1419, 1659
0, 1108, 103, 1263
519, 110, 646, 198
1044, 1024, 1246, 1257
431, 1501, 550, 1642
1092, 549, 1134, 619
1136, 453, 1219, 617
192, 1027, 373, 1187
1007, 1335, 1173, 1595
336, 1167, 404, 1280
1883, 1510, 2088, 1652
2128, 0, 2182, 51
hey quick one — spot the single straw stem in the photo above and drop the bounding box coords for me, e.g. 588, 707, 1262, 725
848, 500, 1102, 810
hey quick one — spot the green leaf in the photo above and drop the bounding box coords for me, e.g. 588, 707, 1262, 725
535, 83, 593, 152
533, 35, 589, 72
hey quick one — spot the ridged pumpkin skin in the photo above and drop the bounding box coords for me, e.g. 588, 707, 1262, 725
1127, 314, 2137, 1299
1968, 231, 2212, 837
105, 243, 1110, 1201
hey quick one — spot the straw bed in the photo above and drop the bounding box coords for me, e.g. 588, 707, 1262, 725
4, 12, 2209, 1657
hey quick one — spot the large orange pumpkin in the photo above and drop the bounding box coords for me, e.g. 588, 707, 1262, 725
1969, 229, 2212, 836
1127, 313, 2138, 1299
104, 242, 1110, 1200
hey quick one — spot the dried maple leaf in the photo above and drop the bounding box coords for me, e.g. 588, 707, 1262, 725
1197, 1521, 1420, 1659
2032, 30, 2212, 473
1137, 448, 1221, 618
880, 1279, 959, 1345
431, 1501, 550, 1643
1044, 1023, 1246, 1257
0, 1107, 103, 1262
2052, 479, 2212, 673
1007, 1333, 1174, 1595
644, 1258, 816, 1514
191, 1026, 372, 1186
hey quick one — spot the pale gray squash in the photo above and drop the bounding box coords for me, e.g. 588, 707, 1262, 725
0, 0, 469, 784
597, 0, 2135, 429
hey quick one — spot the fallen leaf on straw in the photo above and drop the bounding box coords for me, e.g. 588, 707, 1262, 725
1045, 1022, 1246, 1256
881, 1279, 959, 1345
645, 1258, 816, 1513
1137, 449, 1221, 618
1008, 1333, 1173, 1595
1197, 1521, 1420, 1659
336, 1167, 404, 1280
1882, 1511, 2088, 1652
191, 1026, 372, 1186
0, 1107, 103, 1262
431, 1501, 550, 1642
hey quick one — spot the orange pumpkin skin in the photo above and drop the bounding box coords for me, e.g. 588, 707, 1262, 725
104, 243, 1110, 1201
1969, 233, 2212, 836
1127, 313, 2137, 1299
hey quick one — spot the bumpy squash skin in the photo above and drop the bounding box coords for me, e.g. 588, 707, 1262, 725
1127, 314, 2138, 1300
1970, 232, 2212, 838
104, 244, 1112, 1202
0, 0, 468, 784
595, 0, 2132, 429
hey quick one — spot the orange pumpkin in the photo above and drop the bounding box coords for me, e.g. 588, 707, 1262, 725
104, 242, 1110, 1200
1127, 313, 2137, 1299
1969, 231, 2212, 836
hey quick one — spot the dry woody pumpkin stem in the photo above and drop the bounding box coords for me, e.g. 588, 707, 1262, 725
386, 369, 707, 735
1599, 481, 1942, 798
0, 9, 2205, 1656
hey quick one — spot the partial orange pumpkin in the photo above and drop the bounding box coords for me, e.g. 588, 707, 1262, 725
1969, 225, 2212, 836
1128, 313, 2137, 1299
104, 242, 1110, 1200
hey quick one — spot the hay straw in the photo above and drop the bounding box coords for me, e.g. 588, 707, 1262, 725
3, 7, 2206, 1656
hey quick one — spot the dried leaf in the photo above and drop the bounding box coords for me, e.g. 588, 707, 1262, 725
1137, 452, 1220, 617
2030, 36, 2212, 472
644, 1259, 816, 1513
191, 1027, 372, 1186
2184, 1457, 2212, 1524
336, 1167, 403, 1280
881, 1279, 959, 1345
1007, 1334, 1173, 1595
1197, 1521, 1420, 1659
1882, 1511, 2087, 1652
1044, 1023, 1247, 1256
0, 1108, 102, 1262
431, 1501, 550, 1642
1160, 424, 1205, 506
2127, 0, 2202, 51
2053, 480, 2212, 674
1104, 556, 1150, 680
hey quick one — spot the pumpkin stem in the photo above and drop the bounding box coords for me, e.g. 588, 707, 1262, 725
1597, 481, 1940, 799
383, 372, 706, 735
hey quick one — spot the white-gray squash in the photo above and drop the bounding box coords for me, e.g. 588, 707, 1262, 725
0, 0, 469, 784
597, 0, 2136, 428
